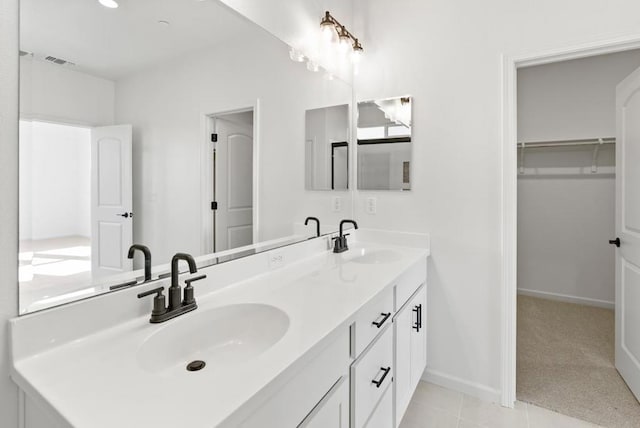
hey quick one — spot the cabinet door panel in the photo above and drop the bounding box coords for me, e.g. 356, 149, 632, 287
410, 286, 427, 388
394, 284, 427, 427
299, 376, 349, 428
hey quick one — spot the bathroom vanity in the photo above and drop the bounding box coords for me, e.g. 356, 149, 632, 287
10, 230, 429, 428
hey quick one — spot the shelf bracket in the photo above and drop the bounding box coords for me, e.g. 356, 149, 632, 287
519, 142, 525, 174
591, 138, 603, 173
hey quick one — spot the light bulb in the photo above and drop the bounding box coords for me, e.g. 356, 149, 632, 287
321, 24, 335, 42
351, 42, 363, 64
306, 60, 319, 72
288, 47, 305, 62
338, 33, 351, 53
99, 0, 118, 8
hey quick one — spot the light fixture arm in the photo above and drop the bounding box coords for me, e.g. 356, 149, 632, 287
321, 11, 363, 50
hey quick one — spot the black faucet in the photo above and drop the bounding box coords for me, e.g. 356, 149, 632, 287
128, 244, 152, 282
333, 219, 358, 253
305, 216, 321, 237
137, 252, 206, 323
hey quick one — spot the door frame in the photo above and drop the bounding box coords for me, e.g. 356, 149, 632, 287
331, 141, 348, 190
500, 35, 640, 408
200, 101, 259, 255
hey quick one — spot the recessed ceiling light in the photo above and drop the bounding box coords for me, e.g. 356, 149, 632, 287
99, 0, 118, 9
157, 20, 170, 26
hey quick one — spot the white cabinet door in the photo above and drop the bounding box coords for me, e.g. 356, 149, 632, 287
394, 284, 427, 427
299, 377, 349, 428
410, 286, 427, 386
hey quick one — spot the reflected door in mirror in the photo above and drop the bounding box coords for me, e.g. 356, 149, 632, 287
213, 113, 254, 252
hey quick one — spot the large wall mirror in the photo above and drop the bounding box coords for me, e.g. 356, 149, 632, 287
18, 0, 353, 313
357, 97, 412, 191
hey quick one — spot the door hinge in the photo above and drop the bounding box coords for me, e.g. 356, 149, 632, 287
211, 133, 218, 143
211, 201, 218, 210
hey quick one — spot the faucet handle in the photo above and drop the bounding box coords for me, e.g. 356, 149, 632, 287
137, 287, 167, 318
183, 274, 206, 305
185, 274, 206, 286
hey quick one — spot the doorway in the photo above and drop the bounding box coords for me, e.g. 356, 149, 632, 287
507, 48, 640, 426
18, 120, 92, 311
208, 109, 255, 253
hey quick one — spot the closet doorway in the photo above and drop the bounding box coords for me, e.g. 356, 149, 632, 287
516, 49, 640, 427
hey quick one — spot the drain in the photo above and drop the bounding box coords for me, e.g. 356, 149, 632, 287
186, 360, 206, 372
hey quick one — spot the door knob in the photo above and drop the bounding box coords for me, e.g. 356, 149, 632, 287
118, 212, 133, 218
609, 237, 621, 247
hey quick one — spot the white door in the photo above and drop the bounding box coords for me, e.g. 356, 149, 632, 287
91, 125, 133, 277
615, 66, 640, 400
214, 117, 253, 252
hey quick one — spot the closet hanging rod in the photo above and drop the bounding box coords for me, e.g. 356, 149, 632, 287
517, 137, 616, 149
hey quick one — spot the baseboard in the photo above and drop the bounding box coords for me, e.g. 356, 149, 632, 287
422, 368, 502, 404
517, 288, 614, 309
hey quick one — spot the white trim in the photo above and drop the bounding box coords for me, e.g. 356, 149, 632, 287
517, 289, 614, 310
422, 368, 501, 404
501, 34, 640, 409
199, 102, 260, 255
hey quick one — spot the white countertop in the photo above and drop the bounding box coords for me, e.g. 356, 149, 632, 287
10, 234, 429, 428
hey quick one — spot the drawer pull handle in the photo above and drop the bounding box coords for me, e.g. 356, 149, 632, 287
372, 312, 391, 328
412, 304, 423, 332
372, 366, 391, 388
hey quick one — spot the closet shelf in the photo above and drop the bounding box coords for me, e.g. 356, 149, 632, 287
517, 137, 616, 174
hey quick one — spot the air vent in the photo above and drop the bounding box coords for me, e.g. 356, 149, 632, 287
44, 55, 75, 66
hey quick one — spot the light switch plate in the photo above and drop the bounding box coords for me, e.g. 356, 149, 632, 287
332, 196, 342, 212
268, 252, 285, 269
366, 197, 377, 214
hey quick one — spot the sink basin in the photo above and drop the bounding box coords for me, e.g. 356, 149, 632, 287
349, 248, 403, 264
137, 303, 289, 375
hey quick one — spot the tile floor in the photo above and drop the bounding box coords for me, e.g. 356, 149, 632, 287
400, 382, 601, 428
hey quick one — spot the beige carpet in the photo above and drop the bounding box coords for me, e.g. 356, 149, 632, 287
517, 295, 640, 428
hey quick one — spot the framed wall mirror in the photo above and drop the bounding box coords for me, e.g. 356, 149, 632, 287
305, 104, 350, 190
18, 0, 353, 314
357, 96, 412, 191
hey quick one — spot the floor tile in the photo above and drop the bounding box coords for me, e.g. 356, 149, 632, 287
399, 400, 459, 428
411, 381, 463, 414
459, 395, 528, 428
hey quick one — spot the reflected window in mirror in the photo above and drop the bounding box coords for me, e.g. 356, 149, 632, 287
305, 104, 350, 191
357, 97, 412, 191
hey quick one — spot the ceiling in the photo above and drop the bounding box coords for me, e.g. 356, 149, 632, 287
20, 0, 257, 80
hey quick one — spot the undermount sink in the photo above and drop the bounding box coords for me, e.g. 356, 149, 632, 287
349, 248, 403, 264
137, 303, 289, 375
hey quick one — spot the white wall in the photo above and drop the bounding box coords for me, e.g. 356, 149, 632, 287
518, 50, 640, 142
353, 0, 640, 401
115, 32, 352, 266
20, 56, 115, 126
0, 0, 20, 426
19, 121, 91, 241
516, 51, 640, 307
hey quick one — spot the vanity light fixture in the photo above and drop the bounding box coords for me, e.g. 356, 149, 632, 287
289, 47, 305, 62
319, 11, 364, 64
98, 0, 119, 8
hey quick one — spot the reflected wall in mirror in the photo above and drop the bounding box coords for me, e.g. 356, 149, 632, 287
357, 97, 412, 191
305, 104, 350, 190
18, 0, 353, 314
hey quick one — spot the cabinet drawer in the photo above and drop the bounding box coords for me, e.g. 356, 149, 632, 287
351, 325, 393, 428
364, 381, 393, 428
394, 259, 427, 311
352, 287, 393, 357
